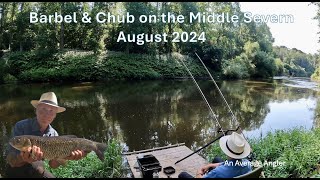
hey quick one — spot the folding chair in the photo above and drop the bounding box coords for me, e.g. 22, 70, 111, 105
234, 166, 265, 178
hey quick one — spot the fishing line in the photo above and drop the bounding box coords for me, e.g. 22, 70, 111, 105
178, 56, 226, 136
194, 52, 248, 141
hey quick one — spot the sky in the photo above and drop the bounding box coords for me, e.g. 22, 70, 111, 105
240, 2, 319, 55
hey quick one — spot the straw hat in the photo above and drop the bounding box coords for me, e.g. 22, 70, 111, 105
30, 92, 66, 113
219, 132, 251, 159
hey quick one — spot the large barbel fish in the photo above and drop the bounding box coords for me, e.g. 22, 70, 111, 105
9, 135, 107, 162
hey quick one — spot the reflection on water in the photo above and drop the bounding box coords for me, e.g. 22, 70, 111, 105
243, 98, 316, 138
0, 78, 319, 175
275, 76, 320, 91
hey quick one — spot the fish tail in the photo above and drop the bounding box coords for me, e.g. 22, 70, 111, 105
95, 143, 107, 161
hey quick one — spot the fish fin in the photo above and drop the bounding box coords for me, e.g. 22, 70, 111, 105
59, 135, 77, 138
20, 139, 32, 152
56, 159, 68, 166
95, 143, 107, 161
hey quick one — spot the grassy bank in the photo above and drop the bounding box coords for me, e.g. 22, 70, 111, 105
4, 128, 319, 178
0, 50, 210, 83
205, 127, 320, 178
45, 138, 125, 178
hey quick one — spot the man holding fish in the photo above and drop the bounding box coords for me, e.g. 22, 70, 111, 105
5, 92, 92, 178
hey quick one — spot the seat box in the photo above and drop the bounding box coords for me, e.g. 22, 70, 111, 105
137, 154, 162, 178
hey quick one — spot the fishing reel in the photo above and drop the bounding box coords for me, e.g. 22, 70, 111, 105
247, 151, 256, 162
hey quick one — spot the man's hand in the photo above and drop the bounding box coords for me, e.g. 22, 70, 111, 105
196, 169, 204, 178
198, 162, 222, 177
49, 150, 87, 169
20, 146, 43, 163
200, 165, 209, 174
65, 150, 87, 160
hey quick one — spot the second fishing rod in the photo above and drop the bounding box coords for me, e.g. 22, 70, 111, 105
194, 52, 247, 139
175, 53, 247, 164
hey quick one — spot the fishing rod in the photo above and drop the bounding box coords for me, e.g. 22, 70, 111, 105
175, 126, 239, 165
175, 56, 230, 165
194, 53, 255, 161
178, 55, 226, 137
175, 53, 250, 165
194, 53, 238, 126
194, 53, 248, 141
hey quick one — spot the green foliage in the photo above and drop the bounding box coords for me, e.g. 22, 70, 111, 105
0, 54, 17, 83
205, 128, 320, 178
242, 41, 276, 78
284, 62, 308, 77
4, 50, 208, 82
251, 128, 320, 178
0, 60, 6, 84
292, 56, 315, 76
252, 51, 276, 78
45, 138, 124, 178
3, 74, 18, 83
256, 23, 274, 53
244, 41, 260, 59
0, 2, 316, 82
222, 54, 250, 79
191, 43, 224, 72
273, 46, 317, 77
6, 49, 57, 75
274, 58, 284, 76
311, 68, 320, 81
101, 52, 206, 80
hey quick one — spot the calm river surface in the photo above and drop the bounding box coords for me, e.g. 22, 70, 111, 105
0, 77, 319, 174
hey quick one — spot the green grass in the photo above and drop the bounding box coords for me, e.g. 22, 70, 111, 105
204, 127, 320, 178
45, 138, 124, 178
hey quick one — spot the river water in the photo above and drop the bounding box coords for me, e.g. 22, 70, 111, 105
0, 77, 319, 174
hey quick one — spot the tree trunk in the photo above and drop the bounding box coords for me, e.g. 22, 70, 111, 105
0, 3, 4, 49
60, 22, 64, 50
157, 2, 161, 60
167, 23, 172, 56
60, 2, 64, 50
19, 2, 24, 51
163, 2, 172, 56
8, 2, 17, 51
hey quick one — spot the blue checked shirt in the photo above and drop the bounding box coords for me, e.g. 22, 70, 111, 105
7, 118, 59, 155
203, 159, 252, 178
